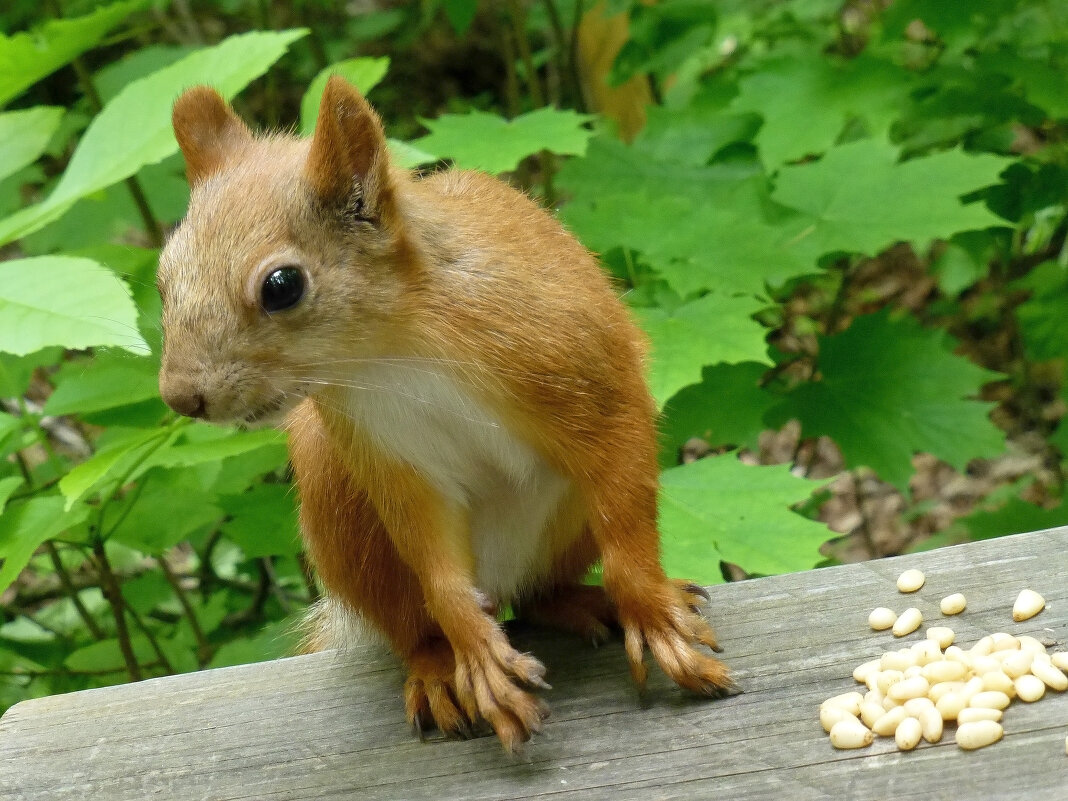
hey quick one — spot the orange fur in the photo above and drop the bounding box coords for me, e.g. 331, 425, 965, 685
158, 76, 733, 753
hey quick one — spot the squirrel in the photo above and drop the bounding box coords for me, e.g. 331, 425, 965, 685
157, 75, 733, 752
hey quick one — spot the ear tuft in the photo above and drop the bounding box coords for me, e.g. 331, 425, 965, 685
306, 76, 391, 216
172, 86, 253, 186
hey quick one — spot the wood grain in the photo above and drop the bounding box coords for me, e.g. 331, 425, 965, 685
2, 527, 1066, 800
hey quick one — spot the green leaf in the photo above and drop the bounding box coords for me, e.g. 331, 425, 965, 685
93, 44, 198, 105
411, 107, 595, 173
1014, 261, 1068, 362
730, 53, 911, 167
0, 29, 308, 246
0, 256, 146, 356
635, 103, 760, 167
44, 355, 160, 416
299, 57, 390, 135
59, 426, 173, 510
958, 495, 1068, 541
64, 635, 155, 672
388, 138, 438, 169
636, 293, 770, 407
557, 137, 814, 296
0, 107, 64, 183
0, 413, 19, 450
0, 476, 24, 513
0, 0, 147, 107
659, 362, 773, 462
148, 427, 287, 470
0, 497, 90, 594
768, 310, 1006, 489
208, 619, 298, 669
220, 484, 300, 558
658, 454, 831, 584
107, 469, 222, 553
772, 139, 1014, 257
442, 0, 479, 34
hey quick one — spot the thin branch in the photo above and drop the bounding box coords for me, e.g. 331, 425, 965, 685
91, 540, 143, 682
123, 602, 174, 674
44, 542, 105, 639
159, 554, 211, 664
260, 557, 292, 615
507, 0, 545, 107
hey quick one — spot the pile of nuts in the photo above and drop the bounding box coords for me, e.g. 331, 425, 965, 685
821, 571, 1067, 754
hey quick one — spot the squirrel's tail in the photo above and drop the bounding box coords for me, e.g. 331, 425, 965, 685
297, 594, 378, 654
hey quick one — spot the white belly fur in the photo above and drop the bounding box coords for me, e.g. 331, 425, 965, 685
343, 361, 571, 601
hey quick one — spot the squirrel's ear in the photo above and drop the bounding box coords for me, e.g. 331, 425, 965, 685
172, 86, 252, 186
306, 76, 391, 217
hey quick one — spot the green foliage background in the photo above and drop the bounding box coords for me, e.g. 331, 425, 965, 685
2, 0, 1068, 709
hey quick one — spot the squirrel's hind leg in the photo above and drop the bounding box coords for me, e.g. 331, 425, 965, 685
515, 529, 616, 646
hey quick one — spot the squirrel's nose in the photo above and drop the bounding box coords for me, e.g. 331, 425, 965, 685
160, 378, 207, 419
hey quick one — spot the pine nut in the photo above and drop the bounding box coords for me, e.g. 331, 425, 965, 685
1017, 635, 1047, 654
1052, 652, 1068, 671
926, 627, 955, 649
1001, 650, 1034, 679
821, 705, 857, 733
876, 670, 905, 696
903, 696, 934, 717
956, 720, 1003, 750
1014, 674, 1045, 703
888, 676, 930, 701
829, 718, 873, 749
895, 716, 922, 750
860, 701, 885, 728
1031, 660, 1068, 692
991, 632, 1019, 652
897, 569, 925, 593
853, 659, 881, 684
980, 671, 1015, 697
822, 691, 863, 715
881, 650, 916, 671
1012, 589, 1046, 622
869, 607, 897, 631
918, 706, 943, 743
957, 707, 1002, 724
928, 681, 964, 704
924, 661, 967, 683
969, 691, 1011, 710
935, 692, 967, 721
893, 607, 923, 637
940, 593, 966, 615
873, 706, 908, 737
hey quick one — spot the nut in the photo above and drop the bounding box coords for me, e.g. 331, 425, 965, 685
1012, 589, 1046, 622
897, 569, 925, 593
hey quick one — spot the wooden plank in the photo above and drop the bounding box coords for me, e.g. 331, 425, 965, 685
1, 527, 1066, 800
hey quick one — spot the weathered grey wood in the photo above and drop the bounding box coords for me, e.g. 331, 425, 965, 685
2, 527, 1066, 800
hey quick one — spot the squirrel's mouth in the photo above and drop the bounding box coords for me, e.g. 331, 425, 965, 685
242, 394, 289, 427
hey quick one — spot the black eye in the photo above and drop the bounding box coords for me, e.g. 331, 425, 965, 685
260, 267, 304, 313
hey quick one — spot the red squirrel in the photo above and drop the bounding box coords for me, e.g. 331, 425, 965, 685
157, 76, 732, 752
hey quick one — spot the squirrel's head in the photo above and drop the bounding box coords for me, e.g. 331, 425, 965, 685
157, 77, 413, 426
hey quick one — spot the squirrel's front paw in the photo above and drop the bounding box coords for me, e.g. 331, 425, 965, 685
404, 633, 550, 753
454, 629, 550, 753
616, 580, 736, 698
405, 638, 475, 740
